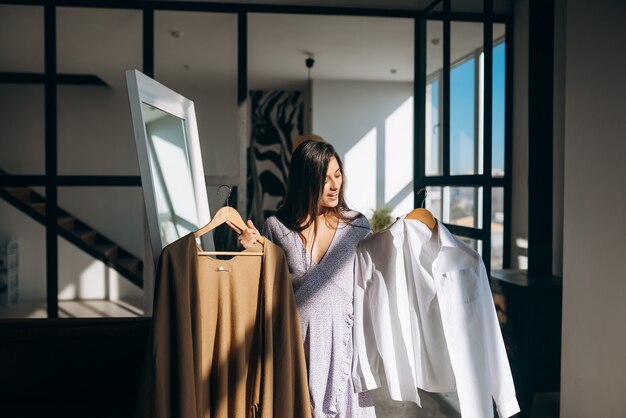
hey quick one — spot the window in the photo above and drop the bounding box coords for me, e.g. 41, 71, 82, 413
450, 57, 476, 175
421, 19, 510, 273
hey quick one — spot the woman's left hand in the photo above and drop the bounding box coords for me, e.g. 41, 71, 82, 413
238, 220, 261, 249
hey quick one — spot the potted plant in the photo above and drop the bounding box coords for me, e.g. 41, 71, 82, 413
369, 207, 393, 232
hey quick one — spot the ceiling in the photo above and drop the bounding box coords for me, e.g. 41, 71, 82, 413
0, 2, 510, 90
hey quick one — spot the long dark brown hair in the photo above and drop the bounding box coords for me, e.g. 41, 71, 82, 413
275, 140, 358, 243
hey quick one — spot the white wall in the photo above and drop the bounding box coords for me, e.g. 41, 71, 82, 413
312, 79, 415, 219
560, 0, 626, 415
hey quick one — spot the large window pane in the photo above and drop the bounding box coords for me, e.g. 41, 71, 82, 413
491, 187, 504, 269
492, 26, 506, 176
443, 186, 481, 228
426, 20, 443, 176
450, 22, 483, 176
450, 57, 476, 175
425, 186, 442, 220
426, 79, 441, 176
456, 236, 482, 255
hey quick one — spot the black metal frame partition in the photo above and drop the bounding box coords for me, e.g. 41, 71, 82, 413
416, 0, 513, 276
0, 0, 512, 318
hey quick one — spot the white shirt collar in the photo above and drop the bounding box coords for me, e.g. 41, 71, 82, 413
400, 215, 479, 273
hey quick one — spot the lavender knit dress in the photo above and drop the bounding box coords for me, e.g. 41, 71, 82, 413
262, 212, 376, 418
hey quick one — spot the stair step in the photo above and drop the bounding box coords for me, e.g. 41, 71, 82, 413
6, 187, 33, 202
95, 244, 118, 258
78, 230, 97, 244
116, 257, 141, 274
8, 187, 45, 204
57, 216, 76, 229
65, 224, 97, 243
31, 202, 46, 215
2, 172, 143, 288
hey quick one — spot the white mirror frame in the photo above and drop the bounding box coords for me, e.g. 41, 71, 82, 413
125, 69, 213, 265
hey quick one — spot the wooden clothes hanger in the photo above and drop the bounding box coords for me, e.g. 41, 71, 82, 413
406, 188, 437, 231
194, 185, 264, 256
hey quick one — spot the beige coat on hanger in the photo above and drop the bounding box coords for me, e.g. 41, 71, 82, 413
136, 233, 312, 418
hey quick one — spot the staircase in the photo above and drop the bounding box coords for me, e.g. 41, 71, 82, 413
0, 183, 143, 288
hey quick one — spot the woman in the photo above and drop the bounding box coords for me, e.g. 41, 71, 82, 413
240, 139, 375, 417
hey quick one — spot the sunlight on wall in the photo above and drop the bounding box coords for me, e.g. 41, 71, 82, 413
59, 259, 106, 300
58, 269, 125, 302
515, 237, 528, 269
108, 268, 120, 301
58, 283, 77, 300
384, 96, 414, 217
393, 193, 414, 218
344, 128, 377, 215
78, 260, 107, 299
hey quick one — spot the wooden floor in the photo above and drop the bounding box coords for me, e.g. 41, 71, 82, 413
0, 299, 143, 318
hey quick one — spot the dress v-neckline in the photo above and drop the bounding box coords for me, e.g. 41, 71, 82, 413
301, 219, 342, 266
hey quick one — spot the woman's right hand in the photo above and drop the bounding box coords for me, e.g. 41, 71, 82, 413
238, 220, 261, 249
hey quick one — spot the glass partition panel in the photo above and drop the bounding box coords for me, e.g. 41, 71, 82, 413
249, 13, 414, 221
57, 187, 144, 318
0, 4, 46, 318
0, 5, 44, 73
57, 7, 142, 176
0, 6, 45, 175
443, 186, 481, 228
155, 11, 238, 182
0, 85, 45, 175
0, 198, 46, 318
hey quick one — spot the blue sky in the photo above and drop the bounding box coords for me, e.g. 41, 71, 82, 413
448, 42, 506, 175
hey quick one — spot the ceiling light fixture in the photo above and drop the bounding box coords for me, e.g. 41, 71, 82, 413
305, 53, 315, 135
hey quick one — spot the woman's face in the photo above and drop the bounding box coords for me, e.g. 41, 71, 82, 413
320, 156, 343, 209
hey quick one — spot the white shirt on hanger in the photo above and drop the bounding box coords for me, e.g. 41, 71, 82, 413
352, 215, 520, 418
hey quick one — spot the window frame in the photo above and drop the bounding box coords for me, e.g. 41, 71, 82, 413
417, 6, 512, 275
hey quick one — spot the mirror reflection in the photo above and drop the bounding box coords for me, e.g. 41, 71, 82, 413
142, 103, 199, 246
